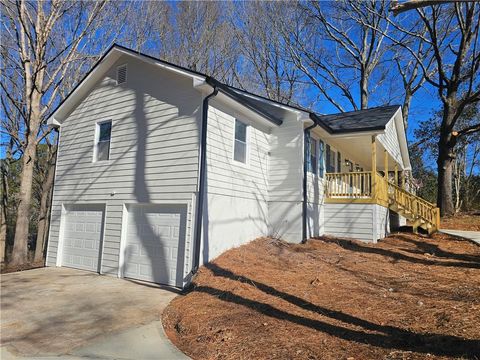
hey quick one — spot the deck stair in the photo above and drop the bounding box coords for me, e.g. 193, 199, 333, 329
325, 171, 440, 235
380, 174, 440, 234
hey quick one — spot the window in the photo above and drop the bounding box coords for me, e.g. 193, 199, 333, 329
326, 144, 336, 173
318, 140, 325, 177
95, 120, 112, 161
307, 135, 317, 174
337, 152, 342, 172
234, 119, 248, 163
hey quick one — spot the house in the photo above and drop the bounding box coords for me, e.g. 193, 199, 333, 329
45, 44, 439, 288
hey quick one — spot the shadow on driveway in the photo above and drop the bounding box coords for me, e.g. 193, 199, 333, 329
0, 267, 182, 358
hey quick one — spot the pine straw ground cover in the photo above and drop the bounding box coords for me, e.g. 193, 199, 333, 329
441, 213, 480, 232
163, 233, 480, 360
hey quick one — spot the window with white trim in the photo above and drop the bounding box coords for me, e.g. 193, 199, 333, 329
233, 119, 248, 163
307, 135, 317, 174
326, 144, 336, 173
95, 120, 112, 162
318, 140, 325, 177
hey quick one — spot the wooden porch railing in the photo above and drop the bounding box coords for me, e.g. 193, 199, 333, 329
325, 171, 440, 233
325, 171, 372, 198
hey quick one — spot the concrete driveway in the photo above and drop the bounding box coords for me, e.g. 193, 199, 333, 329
0, 267, 188, 359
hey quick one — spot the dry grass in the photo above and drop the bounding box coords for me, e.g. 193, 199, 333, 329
163, 233, 480, 360
441, 213, 480, 231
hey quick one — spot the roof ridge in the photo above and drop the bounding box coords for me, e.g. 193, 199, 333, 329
318, 104, 401, 118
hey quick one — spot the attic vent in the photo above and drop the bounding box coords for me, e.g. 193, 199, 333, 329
117, 64, 127, 85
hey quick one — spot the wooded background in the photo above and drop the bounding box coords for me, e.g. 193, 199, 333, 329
1, 0, 479, 268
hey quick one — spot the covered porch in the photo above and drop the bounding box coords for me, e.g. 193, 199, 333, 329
322, 132, 440, 233
324, 134, 404, 206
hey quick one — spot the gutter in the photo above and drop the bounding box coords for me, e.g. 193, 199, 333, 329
302, 114, 320, 243
192, 82, 218, 274
205, 77, 283, 126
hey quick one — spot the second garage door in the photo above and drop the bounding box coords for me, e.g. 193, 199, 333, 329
122, 204, 187, 287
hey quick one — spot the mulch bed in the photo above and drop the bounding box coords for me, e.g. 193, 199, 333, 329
441, 213, 480, 232
1, 261, 44, 274
163, 233, 480, 360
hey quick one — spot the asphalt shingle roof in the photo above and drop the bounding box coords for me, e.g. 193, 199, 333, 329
50, 44, 401, 134
315, 105, 401, 133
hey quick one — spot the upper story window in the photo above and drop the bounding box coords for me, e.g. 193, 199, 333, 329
318, 140, 325, 178
233, 119, 248, 164
307, 135, 317, 174
94, 120, 112, 162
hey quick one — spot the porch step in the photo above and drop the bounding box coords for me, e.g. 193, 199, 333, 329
385, 177, 440, 235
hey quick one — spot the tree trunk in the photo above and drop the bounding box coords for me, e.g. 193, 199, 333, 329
10, 138, 38, 266
34, 150, 56, 263
0, 143, 10, 264
360, 68, 368, 110
437, 157, 454, 216
402, 90, 412, 129
0, 204, 6, 265
437, 108, 456, 217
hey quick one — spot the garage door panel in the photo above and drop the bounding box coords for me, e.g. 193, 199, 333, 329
123, 204, 187, 287
61, 204, 104, 272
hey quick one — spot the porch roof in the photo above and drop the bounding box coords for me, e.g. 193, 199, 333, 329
315, 105, 401, 134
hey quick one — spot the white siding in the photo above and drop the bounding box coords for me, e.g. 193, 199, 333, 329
378, 118, 403, 166
206, 102, 269, 201
47, 55, 203, 279
305, 134, 327, 238
203, 103, 270, 263
374, 204, 390, 240
268, 115, 304, 242
324, 203, 390, 242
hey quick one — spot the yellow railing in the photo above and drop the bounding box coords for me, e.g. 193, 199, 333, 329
387, 180, 440, 230
325, 171, 440, 232
374, 171, 390, 207
325, 171, 372, 198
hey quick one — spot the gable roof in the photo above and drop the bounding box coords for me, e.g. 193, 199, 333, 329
47, 43, 402, 137
314, 105, 402, 134
205, 78, 284, 125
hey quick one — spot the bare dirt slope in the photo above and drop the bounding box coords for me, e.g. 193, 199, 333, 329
163, 233, 480, 360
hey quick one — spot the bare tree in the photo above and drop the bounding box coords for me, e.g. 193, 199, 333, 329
390, 0, 453, 15
148, 1, 236, 82
412, 3, 480, 216
0, 139, 15, 264
0, 0, 118, 266
231, 1, 303, 104
387, 2, 480, 216
33, 133, 57, 263
121, 1, 170, 53
278, 0, 393, 112
391, 25, 436, 127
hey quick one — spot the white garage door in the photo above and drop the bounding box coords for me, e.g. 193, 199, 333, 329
123, 204, 186, 287
61, 204, 105, 272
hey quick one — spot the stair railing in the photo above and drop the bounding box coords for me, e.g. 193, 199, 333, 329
386, 178, 440, 231
325, 171, 441, 233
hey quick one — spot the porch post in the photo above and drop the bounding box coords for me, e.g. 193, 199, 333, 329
384, 149, 388, 180
371, 136, 376, 198
394, 164, 398, 186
